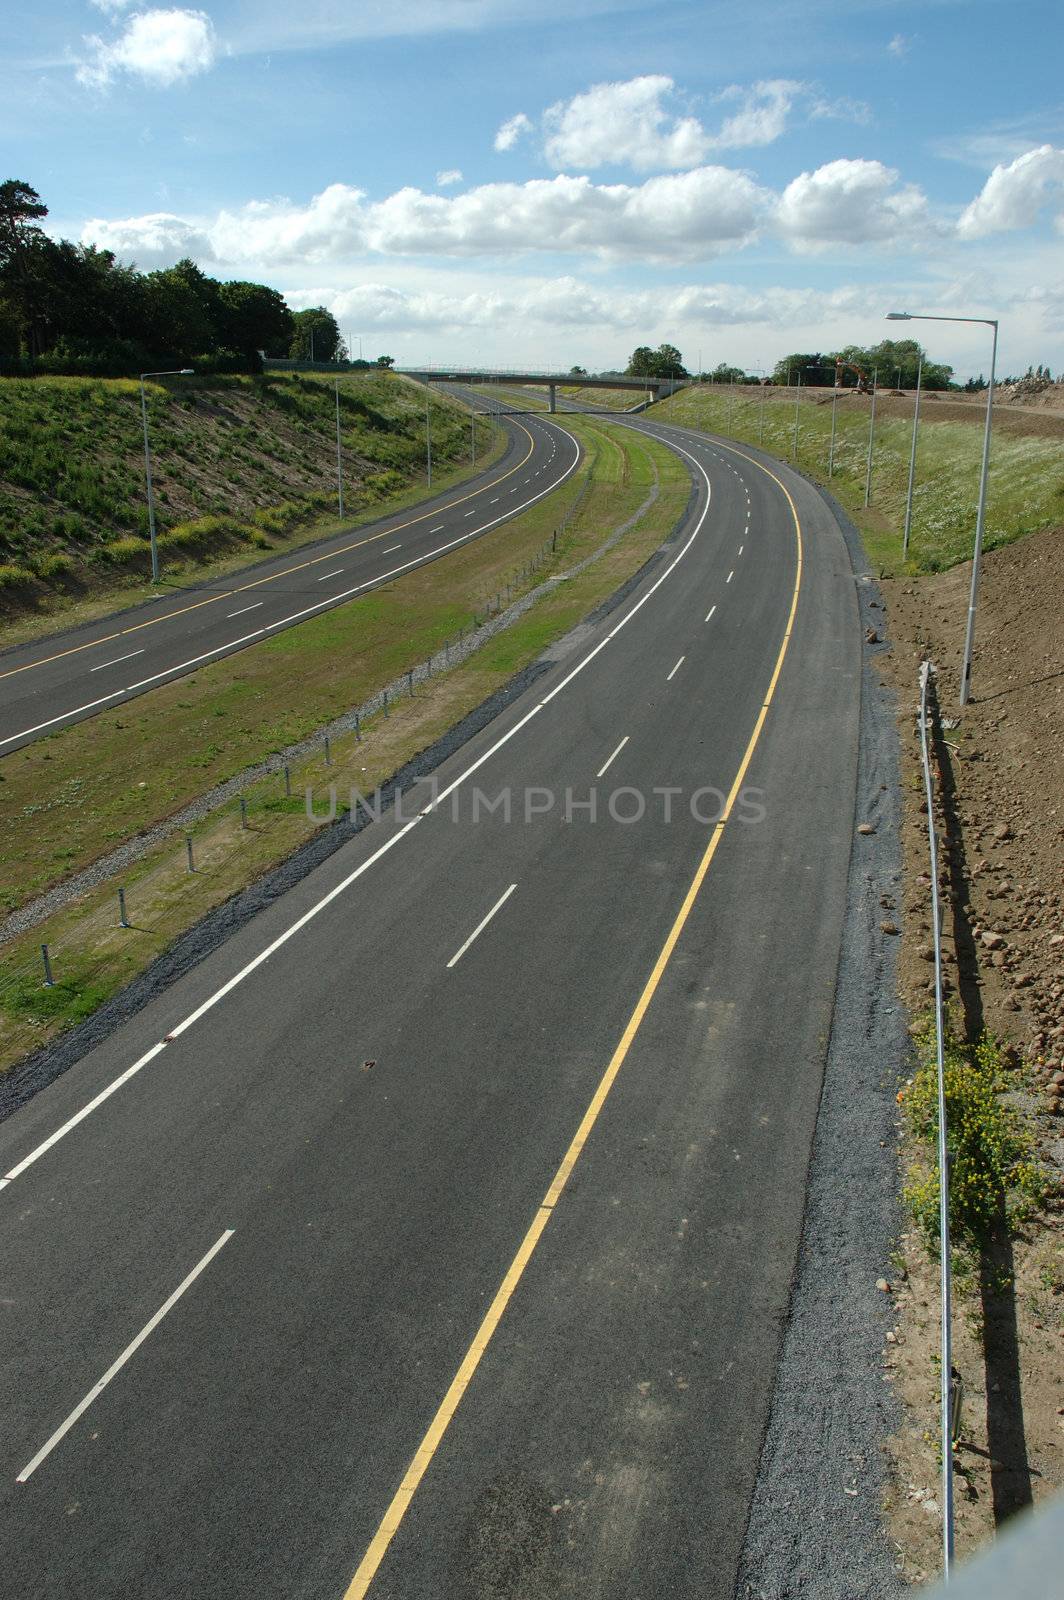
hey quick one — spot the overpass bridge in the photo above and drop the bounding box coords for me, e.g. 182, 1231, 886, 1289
399, 368, 687, 413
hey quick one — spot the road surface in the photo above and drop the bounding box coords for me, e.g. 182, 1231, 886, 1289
0, 407, 578, 755
0, 415, 861, 1598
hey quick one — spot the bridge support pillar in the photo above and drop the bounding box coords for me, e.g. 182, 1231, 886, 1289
548, 384, 557, 413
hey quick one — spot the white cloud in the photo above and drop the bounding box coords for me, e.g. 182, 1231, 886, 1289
436, 169, 463, 187
77, 8, 217, 89
364, 168, 770, 261
711, 79, 803, 151
112, 168, 770, 267
888, 33, 910, 58
494, 112, 533, 152
777, 158, 933, 251
956, 145, 1064, 238
543, 75, 709, 171
80, 210, 213, 265
539, 76, 805, 173
89, 0, 137, 11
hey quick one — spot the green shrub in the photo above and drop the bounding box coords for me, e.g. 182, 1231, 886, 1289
903, 1020, 1043, 1251
0, 562, 35, 591
32, 552, 74, 582
94, 536, 149, 567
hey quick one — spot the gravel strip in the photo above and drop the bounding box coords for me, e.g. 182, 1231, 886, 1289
735, 482, 908, 1599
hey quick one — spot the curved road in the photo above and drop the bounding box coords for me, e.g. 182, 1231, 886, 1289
0, 406, 579, 755
0, 416, 862, 1598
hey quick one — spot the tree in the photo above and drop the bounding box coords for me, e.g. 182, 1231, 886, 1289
217, 280, 293, 360
569, 364, 588, 378
625, 343, 688, 379
0, 180, 50, 357
375, 354, 395, 368
291, 306, 342, 362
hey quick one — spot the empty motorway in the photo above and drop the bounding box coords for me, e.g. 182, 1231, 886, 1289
0, 413, 861, 1597
0, 406, 579, 755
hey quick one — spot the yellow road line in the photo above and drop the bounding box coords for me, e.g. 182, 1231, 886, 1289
0, 421, 539, 684
341, 449, 804, 1599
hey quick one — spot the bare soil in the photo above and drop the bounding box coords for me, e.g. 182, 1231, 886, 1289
876, 523, 1064, 1582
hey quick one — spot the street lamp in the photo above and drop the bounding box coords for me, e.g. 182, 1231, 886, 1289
335, 378, 345, 520
863, 366, 879, 508
902, 353, 923, 560
887, 310, 998, 705
140, 368, 194, 583
792, 364, 819, 461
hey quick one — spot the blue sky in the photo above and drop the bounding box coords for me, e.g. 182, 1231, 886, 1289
5, 0, 1064, 375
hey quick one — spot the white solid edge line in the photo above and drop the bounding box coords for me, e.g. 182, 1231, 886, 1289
445, 884, 517, 969
2, 428, 710, 1188
89, 649, 144, 673
705, 604, 717, 622
666, 655, 685, 682
15, 1229, 234, 1483
226, 602, 264, 619
595, 734, 629, 779
0, 430, 582, 753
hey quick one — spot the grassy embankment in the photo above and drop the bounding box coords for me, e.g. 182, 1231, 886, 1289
0, 414, 690, 1069
656, 384, 1064, 574
0, 371, 498, 643
559, 385, 647, 411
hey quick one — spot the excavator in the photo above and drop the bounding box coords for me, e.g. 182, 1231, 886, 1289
834, 357, 873, 393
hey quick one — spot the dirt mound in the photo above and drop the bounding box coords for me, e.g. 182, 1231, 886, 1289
879, 523, 1064, 1576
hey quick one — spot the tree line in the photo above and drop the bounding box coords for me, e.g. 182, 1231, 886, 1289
0, 179, 392, 376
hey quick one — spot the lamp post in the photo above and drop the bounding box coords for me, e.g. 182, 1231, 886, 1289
792, 365, 818, 461
792, 367, 802, 459
335, 378, 345, 520
902, 353, 923, 560
426, 388, 432, 489
863, 367, 878, 508
140, 368, 193, 583
888, 311, 998, 705
828, 383, 840, 478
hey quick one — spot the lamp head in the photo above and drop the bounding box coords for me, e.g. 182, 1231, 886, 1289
180, 368, 194, 374
886, 312, 910, 321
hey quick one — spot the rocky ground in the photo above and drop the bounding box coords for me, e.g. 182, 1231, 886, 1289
877, 522, 1064, 1582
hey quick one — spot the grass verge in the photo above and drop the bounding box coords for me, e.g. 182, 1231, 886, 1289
0, 416, 690, 1072
0, 372, 501, 644
656, 385, 1064, 575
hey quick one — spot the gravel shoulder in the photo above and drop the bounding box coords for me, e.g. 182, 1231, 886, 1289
736, 485, 908, 1598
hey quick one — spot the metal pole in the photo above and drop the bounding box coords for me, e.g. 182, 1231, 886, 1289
792, 369, 802, 460
863, 368, 878, 508
41, 944, 54, 987
284, 764, 291, 798
760, 380, 766, 445
324, 734, 331, 766
828, 386, 839, 478
471, 403, 476, 468
186, 833, 195, 872
426, 391, 432, 488
335, 379, 344, 520
902, 355, 923, 559
918, 661, 955, 1577
140, 379, 160, 583
118, 886, 130, 928
240, 796, 248, 829
959, 322, 997, 707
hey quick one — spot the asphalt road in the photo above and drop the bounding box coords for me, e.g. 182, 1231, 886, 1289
0, 405, 579, 755
0, 415, 861, 1598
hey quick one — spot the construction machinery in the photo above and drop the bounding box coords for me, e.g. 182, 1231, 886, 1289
834, 357, 873, 393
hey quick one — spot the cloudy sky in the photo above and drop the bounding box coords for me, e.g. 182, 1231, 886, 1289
6, 0, 1064, 375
